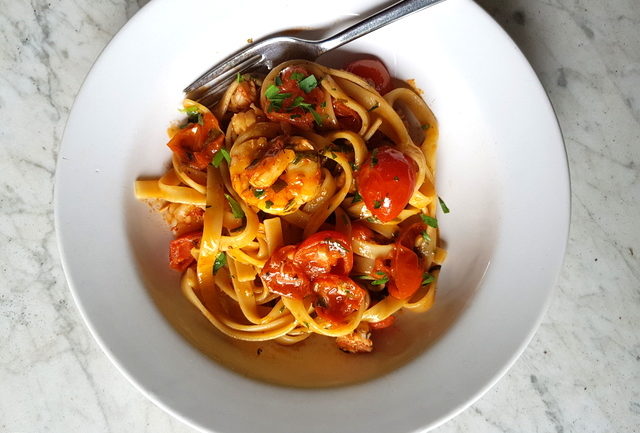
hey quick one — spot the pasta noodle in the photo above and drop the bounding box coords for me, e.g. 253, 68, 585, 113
135, 58, 445, 353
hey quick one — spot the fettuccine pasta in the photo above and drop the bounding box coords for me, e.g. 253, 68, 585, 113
135, 58, 446, 353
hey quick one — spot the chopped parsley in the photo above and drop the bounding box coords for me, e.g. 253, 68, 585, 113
265, 200, 274, 209
393, 176, 400, 181
350, 162, 359, 171
275, 75, 282, 86
421, 123, 430, 130
253, 188, 265, 198
421, 272, 434, 286
420, 214, 438, 228
355, 275, 374, 280
422, 230, 431, 242
371, 275, 389, 286
373, 200, 382, 209
352, 190, 362, 203
225, 194, 245, 219
438, 196, 450, 213
236, 72, 244, 83
298, 74, 318, 93
211, 148, 231, 167
290, 71, 305, 81
265, 84, 291, 112
212, 252, 227, 274
368, 103, 379, 112
370, 148, 379, 166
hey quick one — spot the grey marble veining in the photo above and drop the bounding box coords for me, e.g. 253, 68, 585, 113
1, 0, 638, 432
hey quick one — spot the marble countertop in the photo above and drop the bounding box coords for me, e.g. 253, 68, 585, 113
1, 0, 638, 431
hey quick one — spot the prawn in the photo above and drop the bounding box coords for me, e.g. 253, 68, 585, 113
229, 135, 322, 215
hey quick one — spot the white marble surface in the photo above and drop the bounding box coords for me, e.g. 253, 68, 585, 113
1, 0, 638, 431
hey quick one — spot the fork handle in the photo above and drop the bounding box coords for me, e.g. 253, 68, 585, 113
317, 0, 445, 53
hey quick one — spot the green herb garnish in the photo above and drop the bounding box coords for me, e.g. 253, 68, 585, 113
236, 72, 244, 83
420, 214, 438, 228
393, 176, 400, 181
371, 275, 389, 286
438, 196, 450, 213
265, 200, 274, 209
421, 272, 434, 286
211, 148, 231, 167
371, 148, 379, 166
368, 104, 379, 112
298, 74, 318, 93
253, 188, 265, 198
352, 190, 362, 203
213, 252, 227, 274
373, 200, 382, 209
290, 71, 305, 81
422, 230, 431, 242
275, 75, 282, 86
421, 123, 430, 130
225, 194, 245, 219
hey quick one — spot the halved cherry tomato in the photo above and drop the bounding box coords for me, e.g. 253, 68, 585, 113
345, 59, 393, 95
388, 244, 423, 300
264, 66, 327, 129
332, 99, 362, 132
351, 223, 375, 241
313, 274, 366, 324
167, 111, 224, 170
368, 315, 396, 330
169, 231, 202, 272
293, 230, 353, 278
260, 245, 311, 299
357, 146, 417, 222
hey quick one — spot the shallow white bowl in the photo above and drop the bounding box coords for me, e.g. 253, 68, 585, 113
55, 0, 569, 431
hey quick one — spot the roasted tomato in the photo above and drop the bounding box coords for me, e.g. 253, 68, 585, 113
368, 315, 396, 330
264, 66, 327, 129
357, 146, 417, 222
167, 111, 224, 170
388, 244, 423, 300
169, 231, 202, 272
313, 274, 366, 324
293, 230, 353, 279
260, 245, 311, 299
332, 99, 361, 132
345, 59, 393, 95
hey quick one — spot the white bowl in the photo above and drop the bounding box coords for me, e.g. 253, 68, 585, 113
55, 0, 569, 431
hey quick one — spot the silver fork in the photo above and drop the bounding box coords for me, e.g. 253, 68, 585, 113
184, 0, 445, 104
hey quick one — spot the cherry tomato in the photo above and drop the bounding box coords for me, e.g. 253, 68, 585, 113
368, 315, 396, 330
169, 231, 202, 272
260, 245, 311, 299
264, 66, 327, 129
345, 59, 393, 95
397, 222, 428, 250
312, 274, 366, 324
332, 99, 361, 132
388, 244, 423, 300
351, 223, 375, 241
167, 111, 224, 170
357, 146, 417, 222
293, 230, 353, 279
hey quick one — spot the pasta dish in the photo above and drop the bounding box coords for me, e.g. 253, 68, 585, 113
135, 58, 446, 353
